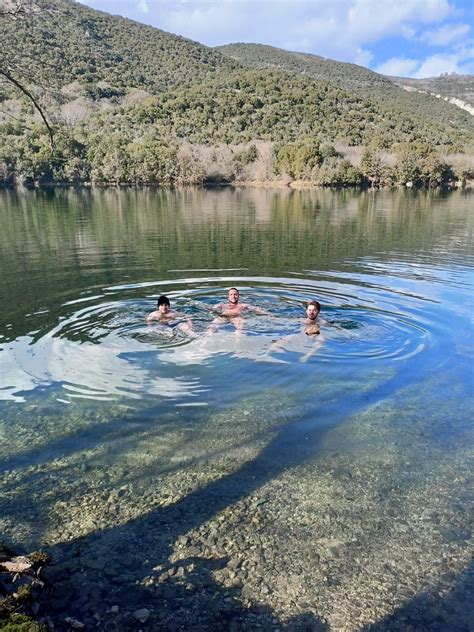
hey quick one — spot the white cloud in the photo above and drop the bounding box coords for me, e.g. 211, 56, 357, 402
133, 0, 455, 56
345, 0, 452, 41
401, 25, 417, 39
136, 0, 149, 13
414, 52, 466, 77
375, 57, 420, 77
275, 0, 454, 63
421, 23, 471, 46
376, 48, 473, 78
354, 48, 374, 67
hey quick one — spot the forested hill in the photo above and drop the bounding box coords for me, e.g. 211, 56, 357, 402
1, 0, 473, 188
216, 43, 473, 131
217, 43, 400, 92
1, 0, 239, 96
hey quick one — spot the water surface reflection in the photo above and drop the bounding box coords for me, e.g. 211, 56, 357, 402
0, 187, 472, 630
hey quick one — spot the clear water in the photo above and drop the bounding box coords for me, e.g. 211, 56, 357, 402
0, 187, 472, 629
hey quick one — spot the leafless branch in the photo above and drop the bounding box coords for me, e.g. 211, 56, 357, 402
0, 1, 56, 145
0, 67, 54, 146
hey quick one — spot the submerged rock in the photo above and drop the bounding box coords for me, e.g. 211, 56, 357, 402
132, 607, 151, 623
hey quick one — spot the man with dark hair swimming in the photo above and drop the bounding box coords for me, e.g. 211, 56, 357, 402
146, 295, 177, 322
146, 295, 194, 334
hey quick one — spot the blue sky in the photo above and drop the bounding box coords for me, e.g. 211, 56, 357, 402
80, 0, 474, 77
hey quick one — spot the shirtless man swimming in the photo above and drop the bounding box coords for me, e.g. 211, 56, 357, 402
268, 299, 325, 361
146, 295, 194, 334
208, 287, 267, 333
303, 299, 325, 336
146, 295, 178, 322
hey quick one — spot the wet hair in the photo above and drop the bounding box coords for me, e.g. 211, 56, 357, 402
306, 300, 321, 313
228, 287, 239, 294
157, 295, 170, 307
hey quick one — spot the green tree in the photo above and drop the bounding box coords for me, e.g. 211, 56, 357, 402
334, 160, 363, 186
128, 139, 179, 185
360, 147, 382, 187
394, 142, 451, 187
274, 140, 322, 179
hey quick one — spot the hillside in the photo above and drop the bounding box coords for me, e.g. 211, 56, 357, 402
216, 43, 474, 131
98, 69, 469, 148
391, 74, 474, 114
217, 43, 393, 92
1, 0, 239, 98
0, 0, 473, 188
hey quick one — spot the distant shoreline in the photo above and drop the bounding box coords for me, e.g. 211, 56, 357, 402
1, 179, 472, 191
232, 179, 473, 189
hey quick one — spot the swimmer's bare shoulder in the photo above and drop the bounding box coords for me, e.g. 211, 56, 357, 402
146, 309, 178, 322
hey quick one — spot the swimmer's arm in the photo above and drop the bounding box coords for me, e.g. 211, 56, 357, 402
268, 333, 294, 353
169, 311, 195, 331
243, 303, 270, 316
214, 303, 228, 313
183, 314, 195, 331
204, 302, 228, 315
177, 318, 195, 336
205, 315, 227, 335
300, 333, 325, 363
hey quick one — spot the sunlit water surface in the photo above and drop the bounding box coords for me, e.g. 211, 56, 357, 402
0, 187, 472, 629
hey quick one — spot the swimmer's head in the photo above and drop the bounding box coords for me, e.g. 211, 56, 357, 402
228, 287, 239, 304
305, 300, 321, 321
157, 295, 171, 314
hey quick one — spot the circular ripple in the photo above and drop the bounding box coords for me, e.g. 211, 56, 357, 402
1, 275, 432, 402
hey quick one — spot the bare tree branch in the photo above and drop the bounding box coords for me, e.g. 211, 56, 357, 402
0, 0, 55, 146
0, 67, 54, 146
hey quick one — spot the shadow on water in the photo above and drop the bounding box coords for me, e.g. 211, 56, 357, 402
2, 347, 429, 526
2, 333, 438, 478
4, 401, 341, 628
3, 352, 467, 629
361, 562, 473, 632
31, 408, 470, 631
36, 422, 335, 630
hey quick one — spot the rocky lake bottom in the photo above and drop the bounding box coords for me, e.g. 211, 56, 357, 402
1, 386, 472, 631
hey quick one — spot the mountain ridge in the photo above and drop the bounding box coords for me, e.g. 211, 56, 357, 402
216, 43, 473, 130
0, 0, 473, 187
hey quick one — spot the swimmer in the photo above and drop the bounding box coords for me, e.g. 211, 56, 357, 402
146, 295, 194, 335
303, 300, 326, 336
300, 300, 326, 361
146, 295, 178, 322
268, 299, 325, 361
207, 287, 268, 333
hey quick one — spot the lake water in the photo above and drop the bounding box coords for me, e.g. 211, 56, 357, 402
0, 187, 472, 630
